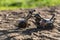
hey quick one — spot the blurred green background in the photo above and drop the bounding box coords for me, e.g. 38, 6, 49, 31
0, 0, 60, 10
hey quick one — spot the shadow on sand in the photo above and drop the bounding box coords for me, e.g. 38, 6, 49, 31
0, 25, 54, 40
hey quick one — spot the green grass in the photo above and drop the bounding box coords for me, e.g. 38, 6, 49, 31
0, 0, 60, 10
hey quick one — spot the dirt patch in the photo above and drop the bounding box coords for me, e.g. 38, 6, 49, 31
0, 7, 60, 40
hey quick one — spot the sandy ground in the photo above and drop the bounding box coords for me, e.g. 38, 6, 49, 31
0, 7, 60, 40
